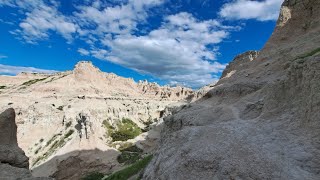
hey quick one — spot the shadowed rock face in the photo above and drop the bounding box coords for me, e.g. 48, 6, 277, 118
0, 108, 53, 179
143, 0, 320, 179
0, 108, 29, 168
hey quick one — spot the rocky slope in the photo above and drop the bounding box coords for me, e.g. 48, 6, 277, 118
143, 0, 320, 179
0, 108, 52, 179
0, 61, 194, 179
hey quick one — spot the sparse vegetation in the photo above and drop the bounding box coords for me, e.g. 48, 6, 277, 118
64, 129, 74, 139
34, 146, 41, 154
117, 145, 143, 164
142, 117, 154, 132
110, 118, 142, 142
117, 151, 141, 164
33, 130, 74, 166
21, 78, 47, 86
39, 138, 44, 143
121, 145, 143, 153
46, 134, 60, 147
46, 134, 60, 146
105, 155, 153, 180
65, 121, 72, 129
81, 172, 104, 180
296, 47, 320, 59
102, 120, 115, 134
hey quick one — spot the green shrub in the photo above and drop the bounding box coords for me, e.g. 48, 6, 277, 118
117, 151, 141, 164
120, 145, 143, 153
0, 85, 6, 89
81, 172, 104, 180
105, 155, 153, 180
111, 118, 142, 141
64, 129, 74, 139
296, 47, 320, 59
33, 130, 73, 166
102, 120, 115, 133
34, 147, 41, 154
65, 121, 72, 129
117, 145, 143, 164
46, 134, 60, 147
21, 78, 47, 86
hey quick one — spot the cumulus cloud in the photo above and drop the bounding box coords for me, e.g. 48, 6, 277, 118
0, 64, 57, 75
75, 0, 164, 36
78, 48, 90, 56
0, 0, 246, 88
219, 0, 283, 21
2, 0, 77, 43
84, 12, 230, 88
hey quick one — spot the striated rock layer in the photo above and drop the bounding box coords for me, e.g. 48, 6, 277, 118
0, 61, 194, 179
143, 0, 320, 179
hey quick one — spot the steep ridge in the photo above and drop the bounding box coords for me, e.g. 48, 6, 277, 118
0, 61, 194, 179
143, 0, 320, 179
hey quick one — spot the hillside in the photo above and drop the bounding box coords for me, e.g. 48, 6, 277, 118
143, 0, 320, 179
0, 61, 194, 179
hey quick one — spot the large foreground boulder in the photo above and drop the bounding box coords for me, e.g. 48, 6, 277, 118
0, 108, 29, 168
0, 108, 53, 179
143, 0, 320, 179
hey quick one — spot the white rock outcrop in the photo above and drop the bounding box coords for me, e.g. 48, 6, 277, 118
0, 62, 194, 179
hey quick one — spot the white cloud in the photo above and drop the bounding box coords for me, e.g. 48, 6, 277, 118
2, 0, 77, 43
0, 64, 57, 75
85, 12, 230, 88
219, 0, 283, 21
78, 48, 90, 56
0, 0, 243, 88
75, 0, 164, 36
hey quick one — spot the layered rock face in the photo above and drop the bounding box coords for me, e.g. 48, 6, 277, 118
143, 0, 320, 179
0, 62, 193, 179
0, 108, 52, 179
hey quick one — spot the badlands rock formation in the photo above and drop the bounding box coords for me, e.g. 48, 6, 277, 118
0, 108, 52, 179
0, 61, 193, 179
143, 0, 320, 179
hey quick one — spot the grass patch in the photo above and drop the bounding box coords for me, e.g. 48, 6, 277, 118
110, 118, 142, 142
142, 118, 154, 132
117, 145, 143, 164
46, 134, 60, 147
296, 47, 320, 59
34, 146, 41, 154
105, 155, 153, 180
117, 152, 141, 164
102, 120, 115, 134
33, 130, 74, 166
0, 85, 6, 89
21, 78, 47, 86
120, 145, 143, 153
81, 172, 104, 180
64, 129, 74, 139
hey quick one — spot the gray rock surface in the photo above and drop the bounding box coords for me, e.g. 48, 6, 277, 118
0, 108, 53, 179
0, 108, 29, 168
143, 0, 320, 179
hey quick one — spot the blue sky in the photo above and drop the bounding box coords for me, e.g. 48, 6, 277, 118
0, 0, 283, 88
